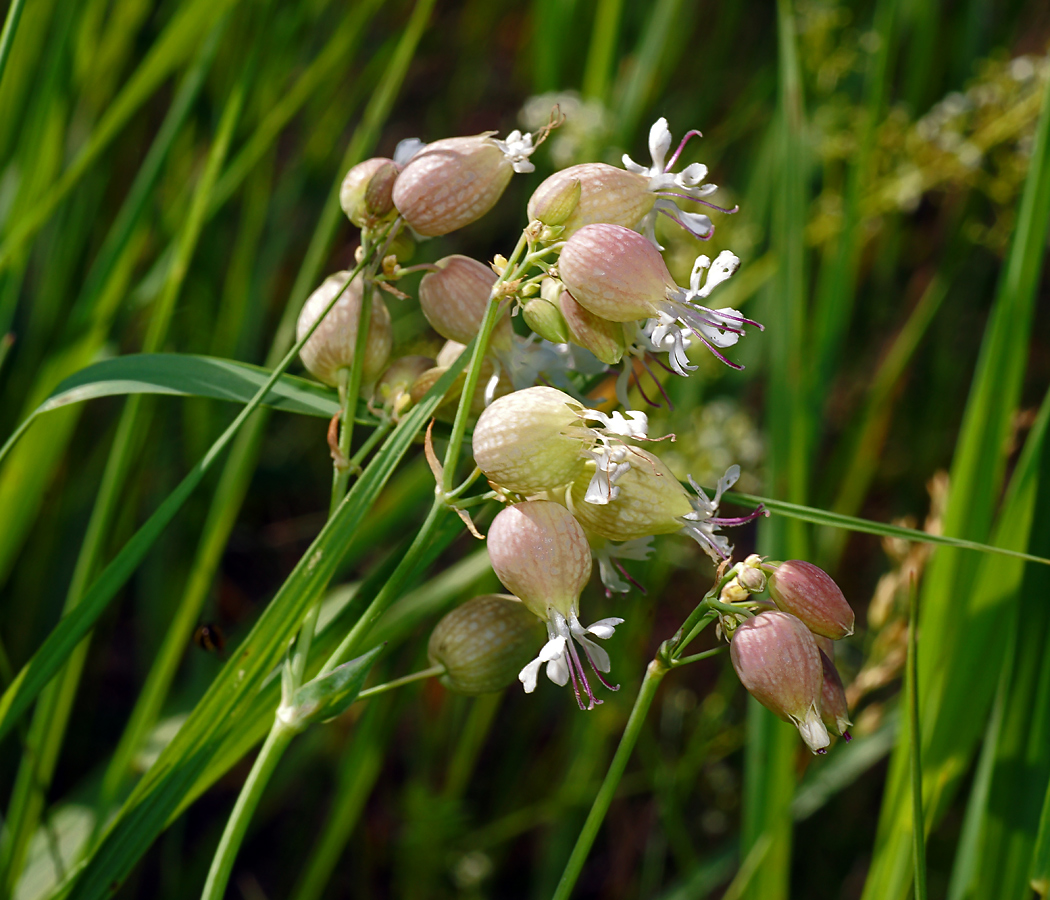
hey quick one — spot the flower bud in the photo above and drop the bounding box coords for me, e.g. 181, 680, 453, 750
730, 611, 830, 754
527, 163, 654, 238
530, 175, 581, 226
472, 386, 590, 495
818, 649, 853, 739
522, 296, 570, 344
409, 353, 504, 423
340, 158, 399, 228
428, 594, 544, 695
419, 255, 512, 351
393, 133, 529, 236
296, 272, 392, 387
559, 224, 675, 322
559, 290, 626, 365
567, 449, 693, 542
374, 355, 435, 415
487, 501, 592, 621
767, 560, 855, 639
738, 558, 768, 593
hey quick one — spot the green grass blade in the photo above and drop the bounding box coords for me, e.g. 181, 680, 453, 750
0, 0, 28, 90
1032, 779, 1050, 897
62, 356, 467, 900
0, 0, 240, 271
581, 0, 623, 103
908, 581, 928, 900
87, 0, 430, 827
726, 491, 1050, 567
614, 0, 684, 143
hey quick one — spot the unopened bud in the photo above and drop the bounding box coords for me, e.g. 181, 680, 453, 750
340, 158, 399, 228
409, 352, 504, 422
730, 611, 830, 754
419, 255, 512, 351
530, 176, 581, 226
818, 649, 853, 739
767, 560, 855, 639
296, 272, 392, 387
559, 224, 675, 322
738, 557, 767, 593
428, 595, 543, 694
392, 134, 520, 236
527, 163, 653, 238
487, 501, 592, 620
559, 291, 626, 365
522, 296, 570, 344
473, 386, 589, 495
375, 355, 435, 415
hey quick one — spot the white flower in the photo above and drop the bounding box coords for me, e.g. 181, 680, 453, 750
576, 409, 654, 505
393, 137, 426, 166
493, 129, 537, 174
679, 464, 766, 560
623, 118, 731, 247
518, 609, 624, 709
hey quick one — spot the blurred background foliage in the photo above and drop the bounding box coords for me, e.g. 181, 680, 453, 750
0, 0, 1047, 898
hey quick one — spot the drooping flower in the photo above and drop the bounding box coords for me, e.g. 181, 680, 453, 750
472, 386, 656, 503
418, 255, 513, 353
730, 611, 831, 754
590, 535, 655, 594
558, 224, 759, 369
296, 272, 392, 387
392, 130, 539, 236
428, 594, 544, 695
486, 501, 622, 709
622, 117, 736, 248
567, 453, 765, 560
526, 118, 734, 247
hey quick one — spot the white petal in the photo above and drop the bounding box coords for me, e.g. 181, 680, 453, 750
715, 464, 740, 500
519, 658, 544, 693
596, 554, 630, 593
540, 635, 567, 660
546, 653, 570, 686
676, 162, 708, 186
576, 632, 611, 672
648, 118, 672, 171
697, 251, 739, 297
585, 617, 625, 638
622, 153, 648, 175
393, 137, 426, 166
689, 254, 711, 293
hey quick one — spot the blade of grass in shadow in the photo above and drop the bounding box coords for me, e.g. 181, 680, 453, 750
1032, 778, 1050, 896
89, 0, 434, 825
743, 3, 808, 898
530, 0, 578, 94
0, 0, 27, 90
861, 70, 1050, 900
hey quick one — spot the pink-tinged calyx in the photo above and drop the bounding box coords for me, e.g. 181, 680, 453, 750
730, 611, 830, 754
527, 163, 654, 237
296, 272, 392, 387
767, 560, 855, 639
392, 131, 536, 236
418, 255, 512, 352
818, 649, 853, 739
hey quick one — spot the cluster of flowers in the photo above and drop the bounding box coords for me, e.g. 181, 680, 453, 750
295, 116, 854, 750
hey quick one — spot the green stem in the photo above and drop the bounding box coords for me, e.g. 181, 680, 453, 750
199, 719, 295, 900
346, 413, 392, 471
551, 659, 668, 900
440, 231, 528, 493
356, 665, 444, 701
672, 647, 725, 668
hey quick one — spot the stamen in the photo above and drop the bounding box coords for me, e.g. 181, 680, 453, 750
665, 129, 703, 171
613, 558, 647, 595
632, 368, 661, 408
566, 639, 601, 710
639, 355, 674, 409
843, 732, 853, 742
695, 198, 739, 215
682, 322, 745, 370
581, 646, 621, 692
657, 206, 714, 241
565, 654, 587, 710
707, 506, 768, 527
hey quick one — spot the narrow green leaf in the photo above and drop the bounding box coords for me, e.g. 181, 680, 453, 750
61, 348, 465, 900
290, 646, 383, 725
